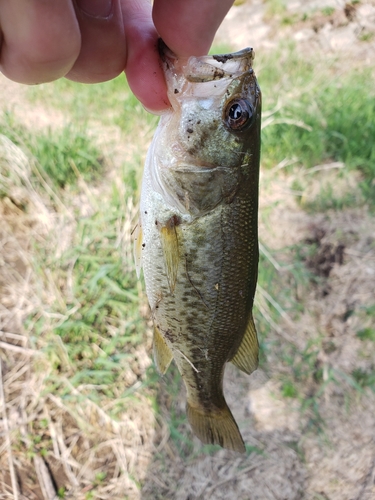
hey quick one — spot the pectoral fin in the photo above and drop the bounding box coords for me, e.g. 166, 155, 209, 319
159, 216, 180, 294
132, 222, 143, 279
230, 315, 259, 375
153, 324, 173, 374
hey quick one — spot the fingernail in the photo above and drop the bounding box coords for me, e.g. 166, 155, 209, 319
76, 0, 113, 19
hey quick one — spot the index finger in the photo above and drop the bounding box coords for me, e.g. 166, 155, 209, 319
152, 0, 235, 57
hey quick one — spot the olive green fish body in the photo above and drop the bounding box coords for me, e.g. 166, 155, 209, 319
135, 43, 261, 452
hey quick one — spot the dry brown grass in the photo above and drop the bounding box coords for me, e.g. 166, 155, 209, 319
0, 137, 157, 499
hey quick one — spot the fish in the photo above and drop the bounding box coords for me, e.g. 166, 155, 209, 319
134, 40, 261, 453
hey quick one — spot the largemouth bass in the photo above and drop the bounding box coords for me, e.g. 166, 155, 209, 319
134, 41, 261, 453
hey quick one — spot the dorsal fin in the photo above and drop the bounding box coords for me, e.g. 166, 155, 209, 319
153, 324, 173, 374
230, 314, 259, 375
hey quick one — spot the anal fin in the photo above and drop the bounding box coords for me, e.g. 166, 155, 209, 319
153, 324, 173, 374
230, 314, 259, 375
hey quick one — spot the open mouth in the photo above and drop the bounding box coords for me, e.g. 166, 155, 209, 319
158, 39, 254, 84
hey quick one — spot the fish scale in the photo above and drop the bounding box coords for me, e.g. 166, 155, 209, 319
135, 41, 261, 452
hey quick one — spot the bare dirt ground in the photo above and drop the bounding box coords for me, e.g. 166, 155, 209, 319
1, 1, 375, 499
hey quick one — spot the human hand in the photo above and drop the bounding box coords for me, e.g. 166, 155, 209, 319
0, 0, 234, 112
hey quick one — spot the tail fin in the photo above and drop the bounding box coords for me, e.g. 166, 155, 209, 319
186, 401, 245, 453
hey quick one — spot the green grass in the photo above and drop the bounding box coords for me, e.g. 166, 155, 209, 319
0, 111, 104, 189
209, 43, 234, 55
156, 364, 195, 457
357, 328, 375, 342
7, 81, 154, 420
32, 179, 151, 415
321, 7, 335, 16
27, 74, 159, 133
259, 47, 375, 207
264, 0, 287, 18
359, 32, 374, 42
351, 368, 375, 391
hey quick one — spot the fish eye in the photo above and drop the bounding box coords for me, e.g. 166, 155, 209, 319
224, 99, 254, 131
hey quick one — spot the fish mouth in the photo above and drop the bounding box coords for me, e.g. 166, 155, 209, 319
158, 39, 254, 84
